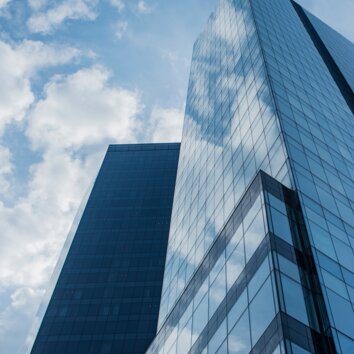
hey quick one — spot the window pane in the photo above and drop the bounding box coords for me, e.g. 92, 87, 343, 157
209, 266, 226, 319
278, 255, 301, 283
227, 290, 248, 331
226, 239, 245, 291
281, 275, 309, 325
244, 210, 266, 261
192, 294, 208, 339
228, 310, 251, 354
327, 289, 354, 339
249, 276, 276, 345
208, 318, 227, 354
248, 256, 271, 300
291, 342, 311, 354
270, 208, 293, 244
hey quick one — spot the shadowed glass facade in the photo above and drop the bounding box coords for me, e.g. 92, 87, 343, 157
150, 0, 354, 353
30, 143, 180, 354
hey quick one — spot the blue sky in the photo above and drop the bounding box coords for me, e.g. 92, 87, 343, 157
0, 0, 353, 353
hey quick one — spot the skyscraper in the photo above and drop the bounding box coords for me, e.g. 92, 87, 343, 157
30, 143, 180, 354
147, 1, 354, 353
28, 0, 353, 353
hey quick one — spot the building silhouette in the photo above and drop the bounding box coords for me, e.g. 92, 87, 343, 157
30, 144, 180, 354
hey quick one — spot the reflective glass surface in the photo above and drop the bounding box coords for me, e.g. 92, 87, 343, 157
252, 0, 354, 350
147, 172, 325, 354
159, 0, 291, 328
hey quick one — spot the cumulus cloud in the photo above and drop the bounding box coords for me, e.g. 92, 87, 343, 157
0, 153, 94, 351
148, 106, 184, 142
27, 0, 98, 34
27, 66, 141, 150
0, 39, 82, 135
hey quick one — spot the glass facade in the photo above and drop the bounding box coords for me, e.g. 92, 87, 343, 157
147, 172, 335, 354
30, 143, 180, 354
252, 0, 354, 351
158, 0, 291, 327
151, 0, 354, 353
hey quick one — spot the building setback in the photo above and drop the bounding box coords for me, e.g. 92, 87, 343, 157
30, 143, 180, 354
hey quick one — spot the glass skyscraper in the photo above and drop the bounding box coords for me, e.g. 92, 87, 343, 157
147, 1, 354, 353
28, 0, 353, 353
30, 143, 180, 354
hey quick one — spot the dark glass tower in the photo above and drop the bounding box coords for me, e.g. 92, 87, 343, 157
30, 143, 180, 354
147, 1, 354, 354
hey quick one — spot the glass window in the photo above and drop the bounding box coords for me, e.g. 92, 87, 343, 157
332, 237, 354, 273
243, 196, 262, 232
244, 210, 266, 261
270, 208, 293, 244
227, 289, 248, 332
278, 255, 301, 283
281, 275, 309, 325
327, 289, 354, 339
216, 339, 228, 354
317, 251, 342, 278
249, 276, 276, 345
268, 193, 287, 215
226, 224, 244, 259
209, 266, 226, 319
165, 327, 177, 354
176, 322, 192, 354
322, 270, 348, 300
248, 256, 271, 300
338, 333, 354, 354
208, 318, 227, 354
210, 251, 226, 284
192, 294, 208, 339
194, 276, 209, 308
226, 239, 245, 291
228, 310, 251, 354
272, 342, 284, 354
291, 342, 311, 354
310, 223, 336, 260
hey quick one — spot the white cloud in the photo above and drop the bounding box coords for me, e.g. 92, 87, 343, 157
148, 106, 183, 142
27, 65, 141, 150
110, 0, 124, 12
115, 20, 128, 39
11, 288, 45, 317
0, 64, 142, 352
137, 0, 152, 14
0, 146, 13, 195
0, 39, 82, 136
27, 0, 98, 34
